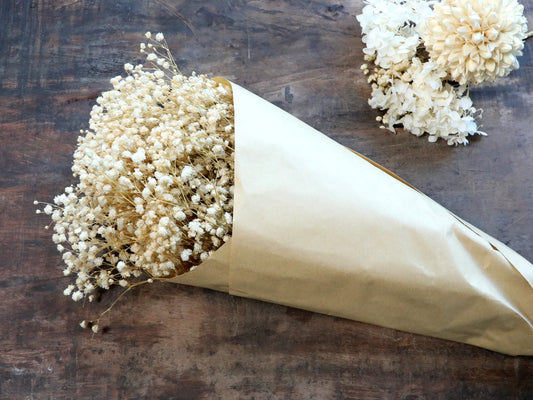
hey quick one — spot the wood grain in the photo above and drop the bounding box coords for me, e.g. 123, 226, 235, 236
0, 0, 532, 399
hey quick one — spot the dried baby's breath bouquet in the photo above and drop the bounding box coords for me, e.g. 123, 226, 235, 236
36, 32, 234, 331
357, 0, 531, 144
35, 31, 533, 355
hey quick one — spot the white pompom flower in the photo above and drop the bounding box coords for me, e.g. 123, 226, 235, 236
422, 0, 528, 85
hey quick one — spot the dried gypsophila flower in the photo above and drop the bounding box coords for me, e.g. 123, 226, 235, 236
357, 0, 484, 145
36, 33, 235, 309
422, 0, 528, 85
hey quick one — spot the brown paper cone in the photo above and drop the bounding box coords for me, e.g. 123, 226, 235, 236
171, 80, 533, 355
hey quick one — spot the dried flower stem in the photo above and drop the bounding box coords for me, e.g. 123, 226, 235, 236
90, 278, 155, 332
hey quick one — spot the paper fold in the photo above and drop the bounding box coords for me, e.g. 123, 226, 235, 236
170, 80, 533, 355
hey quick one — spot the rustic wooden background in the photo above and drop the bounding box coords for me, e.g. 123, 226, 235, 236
1, 0, 532, 398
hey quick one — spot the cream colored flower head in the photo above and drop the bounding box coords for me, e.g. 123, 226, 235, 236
422, 0, 528, 85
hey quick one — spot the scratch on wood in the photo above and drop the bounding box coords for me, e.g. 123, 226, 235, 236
514, 358, 520, 377
247, 29, 251, 59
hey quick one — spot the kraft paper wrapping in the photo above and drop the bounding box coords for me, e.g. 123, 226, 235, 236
170, 80, 533, 355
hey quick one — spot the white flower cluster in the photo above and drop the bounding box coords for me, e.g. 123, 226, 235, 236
365, 58, 481, 143
358, 0, 432, 69
357, 0, 528, 145
37, 33, 235, 309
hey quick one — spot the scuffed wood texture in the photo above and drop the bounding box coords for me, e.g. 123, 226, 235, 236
1, 0, 532, 398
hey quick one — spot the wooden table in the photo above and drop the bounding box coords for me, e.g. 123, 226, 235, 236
1, 1, 532, 398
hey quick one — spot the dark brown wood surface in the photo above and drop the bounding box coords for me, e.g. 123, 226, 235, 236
1, 1, 532, 398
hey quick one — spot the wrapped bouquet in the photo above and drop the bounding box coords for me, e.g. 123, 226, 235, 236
36, 31, 533, 355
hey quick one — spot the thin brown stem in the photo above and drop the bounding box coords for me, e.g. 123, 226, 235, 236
526, 31, 533, 40
94, 280, 148, 323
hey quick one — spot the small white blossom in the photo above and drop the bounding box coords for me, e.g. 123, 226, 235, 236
72, 291, 83, 302
131, 148, 146, 163
63, 285, 74, 296
180, 166, 195, 181
181, 249, 193, 262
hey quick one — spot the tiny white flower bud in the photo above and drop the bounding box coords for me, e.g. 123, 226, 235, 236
181, 249, 193, 262
72, 291, 83, 302
63, 285, 74, 296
